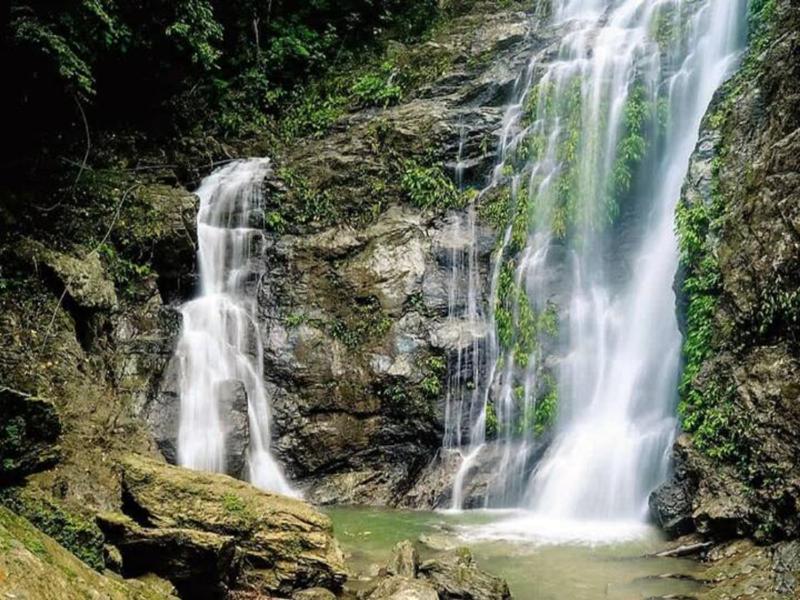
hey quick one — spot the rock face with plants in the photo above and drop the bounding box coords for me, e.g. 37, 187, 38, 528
650, 0, 800, 581
147, 1, 541, 506
0, 1, 537, 596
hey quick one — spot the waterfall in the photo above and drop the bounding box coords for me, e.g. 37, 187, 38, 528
447, 0, 746, 528
175, 158, 293, 495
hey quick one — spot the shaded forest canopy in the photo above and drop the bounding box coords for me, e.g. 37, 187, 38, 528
3, 0, 439, 176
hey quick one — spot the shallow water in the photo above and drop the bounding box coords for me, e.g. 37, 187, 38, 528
327, 507, 704, 600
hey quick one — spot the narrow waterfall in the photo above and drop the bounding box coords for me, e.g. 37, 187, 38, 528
175, 158, 293, 495
448, 0, 746, 526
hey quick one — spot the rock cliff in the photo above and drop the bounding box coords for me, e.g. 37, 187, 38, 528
653, 0, 800, 546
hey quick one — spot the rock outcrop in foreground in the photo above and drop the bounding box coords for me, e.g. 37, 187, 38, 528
98, 455, 347, 599
360, 539, 511, 600
0, 505, 177, 599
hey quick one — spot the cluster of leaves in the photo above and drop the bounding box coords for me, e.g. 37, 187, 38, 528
532, 377, 558, 435
749, 0, 777, 53
506, 372, 558, 438
328, 296, 392, 351
400, 161, 471, 211
270, 167, 338, 230
420, 355, 447, 398
550, 76, 583, 237
96, 242, 152, 300
607, 82, 654, 223
477, 186, 511, 230
675, 155, 740, 460
484, 401, 499, 439
351, 61, 404, 107
495, 258, 558, 362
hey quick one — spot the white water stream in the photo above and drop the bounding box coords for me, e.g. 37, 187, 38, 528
447, 0, 746, 538
175, 158, 293, 495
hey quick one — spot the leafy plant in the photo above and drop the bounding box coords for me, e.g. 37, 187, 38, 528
400, 161, 466, 210
352, 61, 403, 107
96, 242, 152, 299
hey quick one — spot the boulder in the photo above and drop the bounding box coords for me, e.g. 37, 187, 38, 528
387, 539, 419, 578
365, 576, 439, 600
18, 238, 118, 311
104, 455, 347, 597
292, 587, 338, 600
651, 434, 754, 541
97, 511, 239, 599
418, 547, 511, 600
649, 479, 694, 538
217, 379, 250, 478
649, 435, 697, 538
0, 387, 61, 483
366, 541, 511, 600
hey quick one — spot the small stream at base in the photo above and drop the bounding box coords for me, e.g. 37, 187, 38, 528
327, 507, 703, 600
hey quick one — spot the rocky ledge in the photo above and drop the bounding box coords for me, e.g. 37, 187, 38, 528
97, 455, 347, 599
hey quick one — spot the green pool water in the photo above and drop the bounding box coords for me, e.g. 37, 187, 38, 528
325, 507, 704, 600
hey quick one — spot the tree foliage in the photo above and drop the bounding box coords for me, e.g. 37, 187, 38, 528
3, 0, 439, 168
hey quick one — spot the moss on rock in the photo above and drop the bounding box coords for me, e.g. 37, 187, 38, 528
0, 506, 177, 599
104, 455, 347, 597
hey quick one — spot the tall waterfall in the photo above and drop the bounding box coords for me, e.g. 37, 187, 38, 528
447, 0, 746, 528
175, 158, 293, 495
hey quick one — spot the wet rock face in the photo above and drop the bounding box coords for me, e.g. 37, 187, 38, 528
246, 5, 547, 507
649, 435, 703, 539
403, 439, 549, 510
145, 357, 181, 465
665, 0, 800, 543
218, 379, 250, 479
99, 455, 346, 599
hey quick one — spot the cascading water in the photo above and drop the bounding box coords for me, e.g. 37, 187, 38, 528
174, 158, 293, 495
446, 0, 746, 533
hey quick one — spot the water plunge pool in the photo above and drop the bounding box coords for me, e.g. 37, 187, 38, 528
326, 506, 704, 600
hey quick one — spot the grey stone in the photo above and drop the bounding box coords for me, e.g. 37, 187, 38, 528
0, 387, 61, 483
418, 548, 511, 600
649, 480, 694, 539
293, 587, 338, 600
365, 577, 438, 600
387, 540, 418, 578
217, 379, 250, 478
146, 357, 181, 465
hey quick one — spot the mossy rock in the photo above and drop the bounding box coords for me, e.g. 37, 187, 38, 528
0, 486, 105, 570
107, 455, 347, 596
16, 238, 118, 311
0, 506, 177, 599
